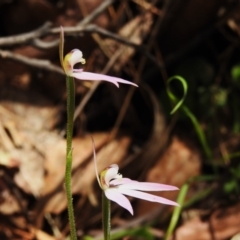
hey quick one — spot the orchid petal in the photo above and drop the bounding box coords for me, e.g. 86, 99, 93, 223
110, 178, 137, 185
118, 189, 179, 207
118, 182, 179, 191
104, 164, 119, 186
68, 49, 84, 68
63, 49, 86, 75
71, 72, 119, 87
71, 72, 138, 88
72, 69, 83, 73
105, 189, 133, 215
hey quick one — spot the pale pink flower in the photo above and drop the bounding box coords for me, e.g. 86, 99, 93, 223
92, 140, 179, 215
60, 27, 138, 88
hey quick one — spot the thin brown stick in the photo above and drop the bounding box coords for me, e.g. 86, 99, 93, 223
0, 49, 63, 75
0, 0, 115, 47
0, 22, 52, 47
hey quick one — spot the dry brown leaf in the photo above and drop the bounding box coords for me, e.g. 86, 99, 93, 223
175, 203, 240, 240
0, 150, 20, 168
105, 12, 153, 71
0, 189, 20, 215
34, 228, 58, 240
11, 131, 61, 196
137, 136, 201, 215
13, 148, 44, 196
231, 232, 240, 240
0, 89, 61, 196
0, 96, 60, 134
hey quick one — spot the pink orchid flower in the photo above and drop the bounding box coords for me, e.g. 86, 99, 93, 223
59, 27, 138, 88
92, 140, 179, 215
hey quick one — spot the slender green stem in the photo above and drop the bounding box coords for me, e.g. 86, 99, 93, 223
65, 75, 77, 240
102, 192, 111, 240
182, 105, 212, 159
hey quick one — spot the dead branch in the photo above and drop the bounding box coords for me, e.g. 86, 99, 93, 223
0, 22, 52, 47
0, 49, 63, 75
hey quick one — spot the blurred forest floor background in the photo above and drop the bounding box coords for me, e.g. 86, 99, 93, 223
0, 0, 240, 239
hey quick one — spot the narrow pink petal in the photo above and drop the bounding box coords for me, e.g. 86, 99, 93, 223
105, 189, 133, 215
71, 71, 138, 88
118, 182, 179, 191
110, 77, 138, 87
71, 72, 119, 87
110, 178, 137, 185
72, 69, 83, 73
118, 189, 179, 207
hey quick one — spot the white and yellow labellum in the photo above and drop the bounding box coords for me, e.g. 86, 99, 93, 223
63, 49, 86, 75
100, 164, 122, 190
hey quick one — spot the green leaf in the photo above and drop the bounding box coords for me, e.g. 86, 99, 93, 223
110, 227, 154, 240
231, 64, 240, 81
83, 236, 94, 240
224, 180, 238, 193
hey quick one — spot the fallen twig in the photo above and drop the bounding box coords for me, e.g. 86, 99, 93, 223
0, 49, 63, 75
